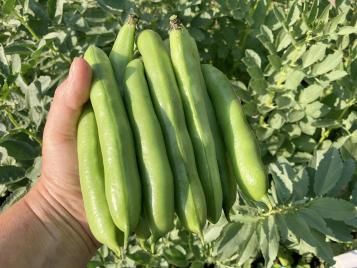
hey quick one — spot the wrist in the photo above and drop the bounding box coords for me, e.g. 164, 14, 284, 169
24, 179, 98, 263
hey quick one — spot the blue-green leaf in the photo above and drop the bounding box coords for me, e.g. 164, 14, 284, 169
312, 51, 343, 75
302, 44, 327, 68
0, 166, 26, 185
259, 216, 280, 268
269, 162, 294, 203
309, 197, 357, 221
313, 148, 343, 196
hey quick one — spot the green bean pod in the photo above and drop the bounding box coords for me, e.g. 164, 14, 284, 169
169, 17, 222, 223
123, 59, 175, 240
77, 103, 123, 256
137, 30, 207, 239
201, 64, 268, 201
84, 46, 142, 247
189, 36, 237, 219
109, 14, 138, 92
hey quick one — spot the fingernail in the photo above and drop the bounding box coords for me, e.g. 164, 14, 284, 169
68, 57, 80, 81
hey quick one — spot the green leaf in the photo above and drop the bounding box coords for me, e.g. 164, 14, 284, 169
259, 216, 280, 268
284, 44, 306, 64
325, 219, 353, 242
273, 5, 286, 23
293, 135, 316, 153
214, 222, 242, 255
324, 9, 349, 34
343, 112, 357, 131
276, 214, 298, 243
0, 187, 27, 212
0, 45, 10, 77
276, 94, 293, 109
268, 54, 282, 70
163, 246, 188, 267
285, 70, 304, 90
309, 197, 357, 221
243, 49, 261, 68
305, 101, 330, 119
269, 162, 294, 203
312, 51, 343, 75
2, 0, 16, 14
351, 182, 357, 205
288, 110, 305, 123
313, 148, 343, 196
341, 131, 357, 161
276, 30, 292, 52
337, 26, 357, 35
237, 230, 258, 266
258, 25, 275, 53
328, 159, 355, 196
247, 66, 264, 79
287, 2, 300, 26
307, 0, 319, 25
249, 79, 267, 93
203, 216, 227, 243
324, 70, 348, 81
299, 208, 334, 237
284, 213, 334, 264
25, 156, 42, 181
268, 112, 285, 129
216, 222, 254, 259
190, 261, 204, 268
293, 168, 310, 200
302, 44, 327, 68
128, 247, 153, 265
311, 119, 340, 128
0, 166, 26, 185
299, 84, 324, 104
0, 139, 39, 160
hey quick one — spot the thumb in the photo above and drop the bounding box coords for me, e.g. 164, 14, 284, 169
43, 57, 92, 144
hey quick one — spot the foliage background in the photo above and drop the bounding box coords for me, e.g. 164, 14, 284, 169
0, 0, 356, 267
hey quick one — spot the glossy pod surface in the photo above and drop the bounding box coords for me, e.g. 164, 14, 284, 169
137, 30, 207, 238
77, 103, 123, 256
109, 14, 138, 92
84, 46, 142, 246
124, 58, 174, 240
202, 64, 268, 201
169, 19, 223, 223
189, 36, 237, 219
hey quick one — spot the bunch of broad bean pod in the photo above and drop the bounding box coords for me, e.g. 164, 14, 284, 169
77, 14, 268, 255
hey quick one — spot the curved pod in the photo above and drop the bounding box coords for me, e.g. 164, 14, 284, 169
189, 36, 237, 219
124, 59, 174, 240
84, 46, 142, 246
202, 64, 267, 201
77, 103, 123, 256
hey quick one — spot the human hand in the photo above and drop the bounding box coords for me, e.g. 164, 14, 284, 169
34, 56, 99, 251
39, 57, 93, 235
0, 58, 99, 268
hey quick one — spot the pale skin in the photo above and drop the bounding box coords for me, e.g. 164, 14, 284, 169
0, 58, 99, 267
